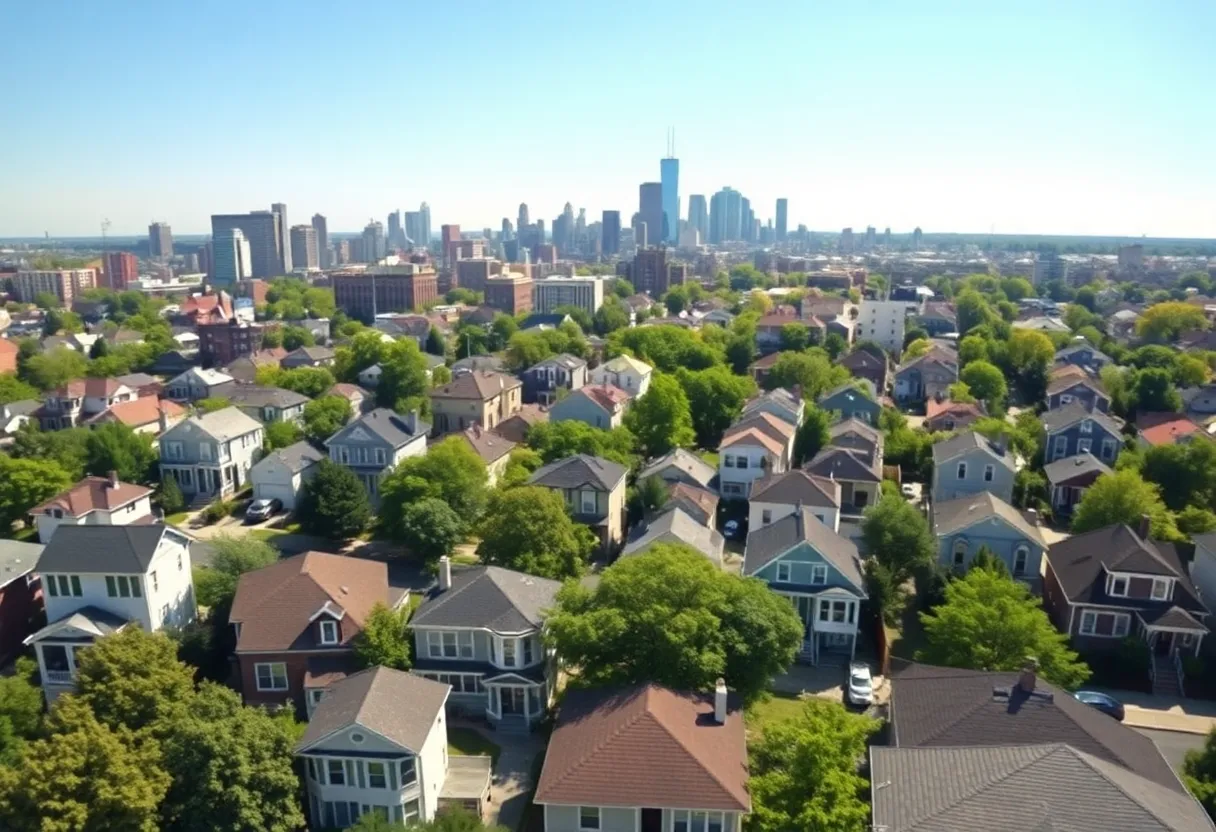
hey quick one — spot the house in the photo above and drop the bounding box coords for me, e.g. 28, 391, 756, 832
744, 507, 867, 664
492, 403, 548, 444
637, 448, 716, 491
817, 381, 881, 424
0, 540, 44, 663
114, 372, 164, 398
924, 396, 985, 432
1043, 403, 1123, 464
621, 506, 725, 566
1137, 412, 1206, 448
31, 474, 154, 543
0, 400, 39, 440
521, 354, 587, 405
741, 387, 803, 429
1054, 342, 1113, 373
451, 355, 506, 375
296, 667, 491, 830
147, 349, 197, 377
357, 363, 383, 389
893, 350, 958, 404
932, 491, 1047, 581
226, 385, 309, 425
326, 383, 367, 416
430, 371, 522, 436
666, 483, 718, 528
281, 345, 336, 369
828, 417, 883, 458
165, 367, 235, 402
755, 314, 824, 353
839, 347, 890, 391
718, 413, 797, 500
748, 469, 841, 533
1044, 453, 1112, 520
158, 407, 265, 500
250, 440, 325, 511
1013, 316, 1070, 333
930, 431, 1015, 505
325, 409, 429, 500
38, 377, 139, 429
179, 291, 233, 325
455, 424, 516, 487
534, 682, 750, 832
549, 384, 631, 430
700, 308, 736, 327
1046, 374, 1111, 413
589, 354, 653, 397
747, 351, 783, 385
916, 301, 958, 335
229, 551, 408, 712
223, 347, 286, 383
805, 446, 883, 515
411, 560, 560, 730
528, 454, 628, 554
85, 396, 186, 435
24, 525, 196, 702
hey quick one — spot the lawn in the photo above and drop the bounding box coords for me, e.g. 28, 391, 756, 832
163, 512, 190, 527
447, 727, 501, 765
698, 450, 719, 467
451, 552, 480, 566
745, 690, 806, 738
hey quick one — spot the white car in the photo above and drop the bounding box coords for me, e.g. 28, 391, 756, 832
846, 663, 874, 707
900, 483, 917, 499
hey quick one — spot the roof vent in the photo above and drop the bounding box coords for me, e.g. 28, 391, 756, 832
339, 585, 350, 595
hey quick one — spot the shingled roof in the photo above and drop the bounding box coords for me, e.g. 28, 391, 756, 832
431, 370, 521, 401
529, 454, 627, 492
411, 565, 560, 632
743, 507, 864, 592
297, 667, 450, 755
31, 476, 152, 518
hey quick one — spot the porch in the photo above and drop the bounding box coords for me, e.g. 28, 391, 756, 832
162, 463, 241, 497
1138, 607, 1208, 699
780, 591, 861, 666
483, 674, 548, 732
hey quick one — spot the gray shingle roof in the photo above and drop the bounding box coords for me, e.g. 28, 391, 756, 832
749, 469, 841, 508
412, 566, 561, 632
743, 507, 864, 592
931, 430, 1014, 469
531, 353, 587, 371
176, 406, 264, 442
1043, 452, 1112, 485
637, 448, 717, 489
259, 440, 325, 474
931, 492, 1046, 547
0, 539, 44, 590
297, 667, 450, 755
36, 525, 180, 574
25, 605, 130, 643
334, 408, 429, 449
529, 454, 627, 492
1046, 374, 1108, 397
225, 385, 309, 409
1042, 401, 1123, 435
804, 446, 881, 482
622, 507, 725, 565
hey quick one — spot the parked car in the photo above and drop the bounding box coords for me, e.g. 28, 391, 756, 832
1073, 690, 1124, 721
723, 519, 747, 540
846, 663, 874, 707
901, 484, 917, 499
245, 498, 282, 524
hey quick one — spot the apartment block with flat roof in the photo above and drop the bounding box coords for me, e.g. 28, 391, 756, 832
532, 276, 604, 315
485, 274, 533, 315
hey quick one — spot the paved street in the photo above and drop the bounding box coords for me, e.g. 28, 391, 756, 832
1138, 728, 1205, 773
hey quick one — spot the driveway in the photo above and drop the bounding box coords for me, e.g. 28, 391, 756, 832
451, 721, 545, 830
1089, 688, 1216, 735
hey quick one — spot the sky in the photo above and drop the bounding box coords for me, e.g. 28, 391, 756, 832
2, 0, 1214, 239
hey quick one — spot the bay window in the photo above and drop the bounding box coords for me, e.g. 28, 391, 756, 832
427, 630, 474, 659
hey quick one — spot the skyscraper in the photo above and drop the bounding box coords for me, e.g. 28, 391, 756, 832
212, 212, 281, 278
148, 222, 173, 259
290, 225, 319, 270
213, 227, 252, 287
776, 199, 788, 241
362, 221, 386, 263
708, 187, 743, 243
601, 210, 621, 256
441, 224, 461, 267
660, 132, 679, 243
271, 203, 292, 272
387, 210, 403, 248
639, 182, 663, 249
518, 203, 529, 231
312, 214, 329, 267
740, 197, 753, 242
913, 226, 923, 249
687, 195, 708, 243
419, 202, 432, 249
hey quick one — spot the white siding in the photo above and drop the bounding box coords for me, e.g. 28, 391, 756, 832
749, 500, 839, 533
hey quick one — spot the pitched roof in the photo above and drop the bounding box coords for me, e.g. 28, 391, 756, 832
1137, 412, 1204, 446
871, 743, 1213, 832
256, 440, 325, 475
889, 662, 1185, 792
622, 507, 725, 565
637, 448, 717, 489
229, 552, 391, 651
599, 354, 653, 375
925, 397, 985, 423
326, 382, 365, 401
743, 507, 864, 592
49, 376, 130, 398
667, 483, 719, 523
1041, 401, 1123, 435
458, 423, 516, 464
741, 387, 802, 420
412, 565, 560, 631
534, 684, 750, 812
529, 454, 627, 492
828, 416, 882, 445
226, 385, 310, 409
31, 476, 152, 517
750, 469, 841, 508
1056, 343, 1114, 364
804, 445, 881, 483
168, 406, 263, 442
173, 367, 233, 386
931, 430, 1013, 469
297, 667, 450, 755
35, 525, 179, 574
334, 408, 428, 449
574, 384, 632, 412
1047, 373, 1108, 397
431, 370, 521, 401
0, 539, 44, 591
897, 349, 958, 374
492, 404, 548, 444
725, 410, 795, 443
531, 353, 586, 371
1043, 452, 1112, 486
25, 605, 129, 643
719, 425, 784, 456
285, 345, 335, 362
840, 348, 888, 372
931, 491, 1046, 546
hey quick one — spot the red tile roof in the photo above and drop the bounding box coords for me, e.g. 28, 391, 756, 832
580, 384, 632, 411
31, 476, 152, 517
50, 377, 129, 398
87, 396, 185, 429
1137, 413, 1205, 447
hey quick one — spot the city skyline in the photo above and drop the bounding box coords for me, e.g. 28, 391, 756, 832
2, 1, 1214, 239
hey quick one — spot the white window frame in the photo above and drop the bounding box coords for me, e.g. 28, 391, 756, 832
761, 509, 772, 525
1078, 438, 1092, 454
1113, 615, 1130, 638
580, 489, 598, 514
723, 454, 735, 468
811, 564, 828, 585
776, 562, 792, 583
319, 619, 340, 645
1101, 438, 1117, 461
1052, 435, 1067, 459
1079, 611, 1097, 635
1013, 546, 1029, 577
1151, 578, 1170, 601
1080, 419, 1093, 434
1060, 394, 1073, 404
579, 807, 601, 831
983, 464, 994, 482
366, 761, 388, 790
428, 630, 474, 659
254, 662, 288, 691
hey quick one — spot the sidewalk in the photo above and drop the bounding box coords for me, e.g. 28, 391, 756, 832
1092, 688, 1216, 735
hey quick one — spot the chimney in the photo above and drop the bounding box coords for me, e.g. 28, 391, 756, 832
714, 678, 728, 724
107, 470, 119, 489
438, 556, 452, 591
1139, 513, 1152, 539
1018, 658, 1038, 694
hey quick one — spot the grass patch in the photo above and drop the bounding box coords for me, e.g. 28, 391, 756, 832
451, 552, 480, 565
745, 690, 806, 737
447, 727, 501, 765
248, 528, 286, 542
887, 594, 929, 661
163, 512, 190, 527
698, 450, 719, 467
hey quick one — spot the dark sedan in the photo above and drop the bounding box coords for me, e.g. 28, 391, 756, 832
1073, 690, 1125, 721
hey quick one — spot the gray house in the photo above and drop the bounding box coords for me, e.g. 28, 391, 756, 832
1054, 343, 1113, 373
1046, 375, 1111, 414
930, 430, 1016, 505
410, 560, 560, 731
621, 506, 725, 566
637, 448, 717, 491
325, 408, 428, 500
520, 354, 587, 405
932, 491, 1048, 582
1043, 403, 1123, 465
159, 407, 264, 499
226, 385, 309, 425
894, 351, 958, 404
817, 382, 881, 425
548, 384, 631, 430
529, 454, 628, 554
1044, 453, 1111, 520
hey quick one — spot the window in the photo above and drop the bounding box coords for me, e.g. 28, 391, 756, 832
811, 564, 828, 585
254, 662, 288, 691
1060, 394, 1073, 404
1078, 438, 1092, 454
580, 490, 597, 514
375, 448, 386, 465
105, 575, 142, 598
199, 442, 212, 461
956, 462, 967, 480
307, 689, 326, 709
502, 638, 517, 667
523, 638, 535, 665
326, 758, 346, 786
761, 509, 772, 524
1079, 611, 1097, 634
402, 798, 420, 823
736, 456, 749, 470
1013, 546, 1028, 577
1151, 579, 1170, 601
579, 807, 600, 831
165, 441, 183, 460
150, 571, 158, 592
1080, 419, 1093, 434
723, 454, 735, 468
400, 756, 417, 787
983, 464, 994, 482
1109, 575, 1129, 597
1101, 439, 1117, 460
1052, 435, 1067, 459
319, 620, 339, 645
776, 562, 792, 582
832, 602, 848, 623
952, 539, 968, 568
366, 761, 387, 789
1113, 615, 1130, 638
428, 630, 473, 659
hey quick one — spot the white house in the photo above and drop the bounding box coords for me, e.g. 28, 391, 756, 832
165, 367, 234, 402
250, 440, 325, 511
718, 411, 796, 499
38, 377, 139, 429
357, 363, 382, 388
855, 299, 914, 353
748, 470, 842, 533
31, 474, 154, 544
159, 407, 264, 499
25, 524, 196, 702
589, 354, 653, 398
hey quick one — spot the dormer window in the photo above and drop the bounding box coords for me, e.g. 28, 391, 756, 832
1151, 578, 1170, 601
1080, 420, 1093, 434
1109, 575, 1129, 597
319, 619, 339, 645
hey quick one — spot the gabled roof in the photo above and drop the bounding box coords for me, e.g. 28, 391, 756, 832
667, 483, 719, 523
637, 448, 716, 489
529, 454, 627, 492
297, 667, 449, 755
330, 408, 428, 450
724, 410, 795, 445
284, 345, 335, 362
741, 387, 802, 421
1046, 373, 1108, 397
1055, 342, 1113, 364
24, 605, 129, 645
256, 440, 325, 475
819, 379, 878, 404
164, 407, 263, 443
0, 539, 44, 591
492, 404, 548, 444
1041, 401, 1123, 435
829, 416, 882, 446
743, 507, 864, 592
226, 385, 309, 409
719, 425, 784, 456
326, 382, 365, 401
458, 423, 516, 464
598, 354, 653, 375
931, 430, 1013, 469
932, 492, 1046, 547
1043, 452, 1112, 486
412, 565, 560, 632
750, 469, 841, 508
431, 370, 521, 401
36, 525, 181, 575
534, 684, 750, 812
889, 662, 1185, 792
48, 377, 131, 399
575, 384, 632, 412
170, 367, 233, 386
925, 397, 985, 423
31, 476, 152, 518
804, 445, 881, 483
840, 348, 888, 373
1137, 412, 1204, 446
530, 353, 586, 371
897, 349, 958, 374
622, 507, 725, 565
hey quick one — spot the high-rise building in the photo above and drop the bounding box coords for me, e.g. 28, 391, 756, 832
290, 225, 319, 270
883, 227, 891, 248
630, 248, 685, 296
103, 252, 138, 290
213, 228, 253, 287
312, 214, 329, 267
211, 213, 281, 278
501, 218, 513, 239
387, 211, 403, 249
148, 222, 173, 259
840, 228, 855, 254
332, 265, 439, 320
13, 269, 96, 305
634, 219, 648, 250
660, 152, 679, 244
601, 210, 621, 256
912, 226, 923, 249
419, 202, 431, 250
362, 221, 386, 263
532, 276, 605, 315
708, 187, 743, 243
740, 198, 754, 242
198, 243, 213, 279
518, 203, 530, 230
639, 182, 663, 249
864, 226, 877, 250
776, 199, 788, 241
441, 224, 461, 267
687, 195, 708, 242
271, 203, 292, 272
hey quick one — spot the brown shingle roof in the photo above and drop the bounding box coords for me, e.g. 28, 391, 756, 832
30, 476, 152, 517
86, 396, 185, 429
492, 404, 548, 444
534, 684, 750, 811
668, 483, 719, 523
459, 423, 516, 464
50, 377, 129, 398
579, 384, 631, 411
431, 370, 521, 401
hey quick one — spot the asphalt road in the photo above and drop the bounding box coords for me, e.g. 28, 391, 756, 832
1138, 728, 1204, 772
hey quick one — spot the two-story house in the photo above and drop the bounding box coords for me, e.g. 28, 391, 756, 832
1054, 343, 1113, 374
894, 350, 958, 404
1046, 375, 1111, 414
718, 412, 796, 499
158, 407, 265, 500
229, 551, 408, 713
930, 431, 1016, 505
589, 354, 653, 398
325, 409, 428, 500
1043, 453, 1112, 520
226, 385, 309, 425
528, 455, 628, 554
622, 506, 726, 566
804, 446, 883, 515
296, 667, 490, 830
535, 682, 750, 832
86, 395, 187, 436
817, 381, 881, 425
411, 560, 560, 731
741, 387, 804, 429
430, 371, 522, 436
748, 469, 842, 533
637, 448, 717, 491
549, 384, 632, 430
1043, 403, 1123, 465
744, 507, 867, 664
455, 424, 517, 487
165, 367, 235, 402
24, 525, 196, 702
38, 377, 139, 429
924, 397, 986, 432
839, 347, 890, 392
521, 354, 588, 405
828, 417, 883, 458
31, 474, 153, 543
281, 345, 336, 370
0, 539, 44, 663
250, 440, 325, 511
932, 491, 1048, 582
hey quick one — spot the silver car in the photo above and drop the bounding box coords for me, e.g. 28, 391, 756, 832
846, 662, 874, 707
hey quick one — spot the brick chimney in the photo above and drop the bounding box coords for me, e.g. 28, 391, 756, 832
1018, 658, 1038, 694
107, 470, 119, 489
714, 678, 728, 724
1139, 513, 1152, 539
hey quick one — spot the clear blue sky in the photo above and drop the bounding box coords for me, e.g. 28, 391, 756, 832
2, 0, 1213, 238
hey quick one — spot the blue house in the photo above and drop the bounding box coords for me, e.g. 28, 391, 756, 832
1046, 375, 1111, 414
1043, 403, 1123, 465
1054, 343, 1113, 374
817, 382, 881, 425
931, 491, 1048, 583
743, 507, 867, 665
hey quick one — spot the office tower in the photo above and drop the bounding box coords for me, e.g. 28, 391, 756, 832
634, 219, 648, 250
13, 269, 96, 305
639, 182, 663, 248
419, 202, 431, 249
532, 275, 605, 315
708, 187, 743, 243
290, 225, 319, 270
864, 226, 877, 251
103, 252, 138, 290
441, 224, 461, 267
311, 214, 329, 267
335, 239, 350, 265
631, 248, 684, 296
148, 222, 174, 259
518, 203, 529, 230
198, 243, 213, 279
211, 228, 253, 287
687, 195, 708, 242
601, 210, 621, 256
660, 133, 679, 243
363, 221, 386, 263
502, 218, 513, 239
271, 203, 292, 272
912, 226, 923, 249
332, 265, 439, 320
840, 228, 854, 254
883, 227, 891, 248
211, 213, 280, 278
776, 199, 788, 241
485, 273, 533, 315
740, 198, 754, 242
388, 210, 403, 249
552, 203, 574, 256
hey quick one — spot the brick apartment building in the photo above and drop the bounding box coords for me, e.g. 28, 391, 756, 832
333, 266, 439, 321
485, 274, 533, 315
197, 320, 277, 366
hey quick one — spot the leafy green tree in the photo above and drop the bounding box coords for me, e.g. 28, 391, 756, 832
793, 405, 831, 467
675, 365, 757, 448
763, 351, 849, 399
376, 339, 430, 411
746, 698, 878, 832
861, 493, 936, 586
261, 327, 283, 348
425, 327, 447, 356
21, 347, 87, 390
75, 628, 197, 733
275, 366, 336, 399
546, 544, 803, 703
0, 659, 42, 764
627, 475, 670, 522
822, 332, 847, 360
1071, 469, 1177, 539
525, 420, 636, 467
302, 394, 351, 442
724, 334, 757, 374
780, 322, 811, 352
1176, 354, 1209, 387
1137, 301, 1207, 342
594, 298, 630, 334
195, 397, 231, 414
968, 545, 1010, 576
1130, 367, 1182, 413
476, 486, 597, 579
85, 421, 158, 483
500, 446, 544, 488
0, 374, 38, 405
1140, 440, 1216, 511
0, 454, 72, 530
393, 497, 463, 562
280, 325, 315, 351
1178, 506, 1216, 535
159, 476, 185, 516
954, 289, 995, 335
348, 807, 506, 832
863, 559, 909, 627
262, 420, 303, 451
624, 373, 695, 458
1184, 727, 1216, 821
378, 437, 489, 536
353, 604, 412, 671
606, 325, 723, 372
333, 329, 387, 382
297, 459, 372, 540
917, 568, 1091, 688
193, 535, 280, 608
959, 360, 1007, 408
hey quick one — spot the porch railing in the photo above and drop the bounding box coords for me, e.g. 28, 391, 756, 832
1174, 650, 1186, 698
44, 669, 74, 685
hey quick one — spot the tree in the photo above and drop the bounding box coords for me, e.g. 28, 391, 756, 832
1176, 354, 1209, 387
861, 494, 936, 586
822, 331, 847, 360
353, 603, 412, 671
395, 497, 464, 562
0, 374, 38, 405
1137, 301, 1207, 342
0, 454, 72, 530
1184, 727, 1216, 821
525, 420, 636, 467
594, 298, 630, 335
546, 545, 803, 703
763, 351, 849, 399
959, 360, 1007, 408
1140, 440, 1216, 512
955, 289, 995, 335
476, 487, 597, 579
280, 325, 315, 351
627, 475, 670, 522
1178, 506, 1216, 535
500, 446, 543, 488
780, 323, 811, 352
261, 327, 283, 349
193, 535, 280, 608
21, 347, 87, 390
75, 628, 197, 733
917, 568, 1091, 688
675, 365, 757, 448
1071, 469, 1177, 539
746, 698, 878, 832
275, 366, 335, 399
1130, 367, 1182, 413
195, 397, 231, 414
624, 373, 695, 458
297, 459, 371, 540
85, 422, 158, 483
425, 327, 447, 356
793, 406, 831, 467
0, 659, 42, 764
302, 394, 351, 443
263, 420, 302, 451
376, 339, 430, 411
378, 437, 489, 538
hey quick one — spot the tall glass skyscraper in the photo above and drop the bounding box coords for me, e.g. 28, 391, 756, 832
660, 156, 679, 244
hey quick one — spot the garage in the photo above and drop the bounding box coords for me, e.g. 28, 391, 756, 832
253, 480, 299, 511
249, 441, 324, 514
